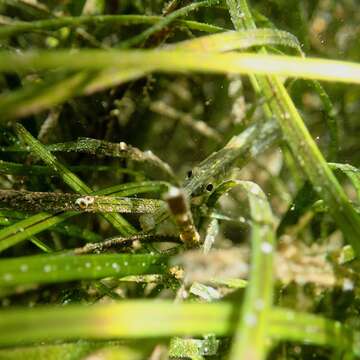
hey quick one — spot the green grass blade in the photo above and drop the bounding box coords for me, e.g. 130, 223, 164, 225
0, 301, 356, 354
229, 181, 275, 360
45, 137, 175, 180
0, 300, 234, 346
0, 212, 75, 253
170, 28, 302, 53
0, 189, 167, 214
0, 50, 360, 84
0, 253, 167, 286
0, 47, 360, 121
29, 237, 53, 253
269, 307, 352, 349
329, 163, 360, 201
0, 181, 168, 252
0, 209, 103, 243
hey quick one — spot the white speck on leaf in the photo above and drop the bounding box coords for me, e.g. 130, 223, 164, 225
43, 264, 52, 273
244, 312, 257, 326
20, 264, 28, 272
3, 273, 13, 282
261, 241, 273, 254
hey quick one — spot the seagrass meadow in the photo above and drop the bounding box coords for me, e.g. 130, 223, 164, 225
1, 0, 360, 359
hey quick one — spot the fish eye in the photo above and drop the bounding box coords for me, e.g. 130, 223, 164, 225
206, 183, 213, 192
186, 170, 193, 179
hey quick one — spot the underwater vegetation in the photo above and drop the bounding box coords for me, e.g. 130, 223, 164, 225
0, 0, 360, 359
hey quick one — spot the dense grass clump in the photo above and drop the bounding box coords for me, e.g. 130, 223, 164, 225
0, 0, 360, 359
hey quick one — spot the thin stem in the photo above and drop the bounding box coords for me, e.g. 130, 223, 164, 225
0, 14, 224, 39
117, 0, 222, 48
